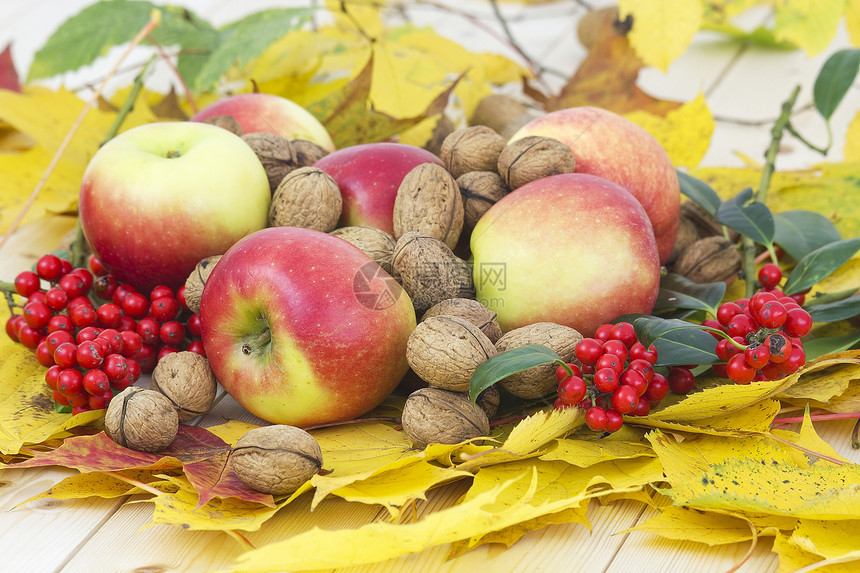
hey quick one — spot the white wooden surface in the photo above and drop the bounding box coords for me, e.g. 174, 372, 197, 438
1, 2, 859, 572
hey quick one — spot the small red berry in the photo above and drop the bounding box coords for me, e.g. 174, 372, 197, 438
667, 366, 696, 394
88, 255, 107, 276
103, 353, 129, 381
593, 367, 619, 393
620, 369, 648, 396
575, 338, 603, 365
611, 385, 639, 414
609, 322, 637, 348
23, 301, 52, 330
93, 275, 118, 300
36, 341, 55, 367
558, 375, 587, 405
36, 254, 64, 281
187, 313, 202, 337
150, 296, 180, 322
96, 303, 123, 329
758, 301, 787, 329
595, 353, 625, 376
160, 320, 185, 346
604, 409, 624, 433
555, 363, 581, 382
58, 273, 88, 299
121, 292, 150, 320
14, 270, 41, 297
137, 317, 161, 346
757, 263, 783, 289
716, 302, 741, 327
150, 285, 174, 302
83, 369, 110, 395
45, 365, 62, 390
783, 308, 812, 338
744, 343, 770, 370
70, 304, 97, 328
643, 372, 669, 402
47, 314, 75, 334
726, 354, 756, 384
593, 323, 614, 342
44, 287, 69, 311
186, 340, 206, 357
631, 396, 651, 417
765, 332, 792, 364
120, 331, 143, 358
585, 407, 608, 431
57, 368, 84, 397
53, 342, 78, 369
628, 341, 658, 365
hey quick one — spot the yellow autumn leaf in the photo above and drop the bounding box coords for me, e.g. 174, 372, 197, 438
326, 461, 472, 517
23, 469, 169, 502
845, 110, 860, 161
458, 405, 584, 471
327, 0, 385, 39
774, 529, 860, 573
540, 437, 655, 467
231, 469, 600, 572
625, 506, 785, 546
618, 0, 704, 72
848, 0, 860, 44
777, 349, 860, 403
636, 398, 781, 436
206, 419, 263, 447
650, 429, 860, 519
773, 0, 846, 56
139, 474, 285, 532
624, 93, 714, 168
789, 520, 860, 562
773, 409, 851, 468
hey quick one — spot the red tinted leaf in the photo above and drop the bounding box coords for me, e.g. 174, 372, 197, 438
0, 44, 21, 92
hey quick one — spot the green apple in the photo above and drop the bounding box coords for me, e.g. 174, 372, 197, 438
471, 173, 661, 337
79, 122, 270, 293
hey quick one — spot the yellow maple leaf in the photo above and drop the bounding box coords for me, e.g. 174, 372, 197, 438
230, 469, 598, 571
773, 0, 846, 56
633, 398, 781, 436
618, 0, 704, 72
326, 0, 385, 39
624, 93, 715, 167
540, 438, 655, 468
774, 527, 860, 572
845, 110, 860, 161
773, 409, 851, 467
777, 349, 860, 403
23, 469, 169, 503
625, 506, 783, 547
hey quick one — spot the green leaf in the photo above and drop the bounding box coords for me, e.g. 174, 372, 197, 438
654, 273, 726, 317
678, 171, 721, 216
469, 345, 560, 402
633, 316, 719, 367
802, 329, 860, 361
715, 187, 774, 246
784, 238, 860, 295
27, 1, 217, 83
773, 210, 841, 262
191, 8, 313, 92
813, 49, 860, 120
807, 294, 860, 323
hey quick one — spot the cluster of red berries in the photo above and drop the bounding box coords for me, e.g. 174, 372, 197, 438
702, 263, 812, 384
553, 321, 681, 433
5, 253, 204, 413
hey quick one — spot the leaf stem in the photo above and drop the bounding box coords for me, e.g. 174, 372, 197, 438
766, 433, 844, 465
742, 85, 801, 298
0, 11, 162, 256
786, 121, 830, 155
104, 470, 164, 496
225, 529, 256, 550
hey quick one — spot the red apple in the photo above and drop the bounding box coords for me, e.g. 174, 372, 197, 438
79, 122, 271, 293
199, 227, 416, 426
510, 107, 680, 264
470, 173, 660, 337
190, 93, 335, 151
314, 142, 443, 236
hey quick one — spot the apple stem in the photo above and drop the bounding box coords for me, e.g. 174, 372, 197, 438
0, 11, 163, 256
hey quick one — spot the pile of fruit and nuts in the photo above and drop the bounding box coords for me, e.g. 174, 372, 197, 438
3, 91, 813, 496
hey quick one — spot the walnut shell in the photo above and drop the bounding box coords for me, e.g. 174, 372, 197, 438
667, 213, 700, 265
330, 226, 396, 275
497, 135, 577, 190
292, 139, 329, 167
470, 94, 540, 140
392, 232, 474, 315
406, 315, 496, 392
681, 200, 740, 242
268, 167, 342, 232
184, 255, 221, 314
151, 352, 218, 421
670, 236, 742, 283
440, 126, 507, 179
476, 385, 500, 420
456, 171, 509, 230
242, 132, 299, 193
421, 298, 502, 343
393, 163, 464, 250
104, 387, 179, 453
231, 425, 323, 495
496, 322, 583, 399
202, 115, 243, 137
401, 387, 490, 449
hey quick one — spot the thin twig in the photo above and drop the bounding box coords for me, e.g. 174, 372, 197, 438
104, 470, 164, 496
0, 11, 163, 255
487, 0, 553, 92
766, 432, 845, 466
772, 412, 860, 425
145, 36, 198, 113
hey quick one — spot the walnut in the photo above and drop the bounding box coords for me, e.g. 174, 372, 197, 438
104, 387, 179, 453
331, 226, 397, 275
184, 255, 221, 314
470, 94, 542, 140
667, 213, 700, 265
406, 315, 496, 392
401, 387, 490, 449
476, 385, 500, 420
392, 232, 474, 315
202, 115, 243, 137
456, 171, 509, 230
292, 139, 329, 167
241, 132, 299, 193
495, 322, 583, 399
151, 352, 218, 421
681, 200, 740, 242
498, 136, 577, 190
421, 298, 502, 343
393, 163, 464, 250
268, 167, 342, 232
440, 126, 506, 179
670, 236, 742, 283
230, 425, 323, 495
